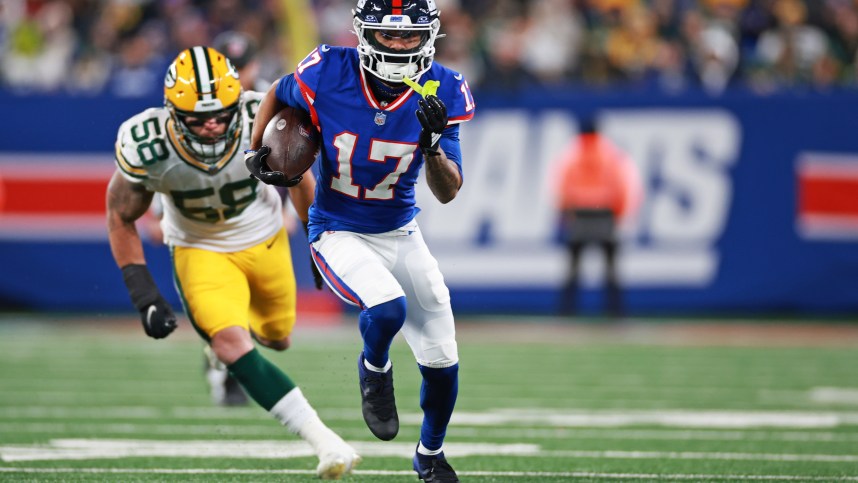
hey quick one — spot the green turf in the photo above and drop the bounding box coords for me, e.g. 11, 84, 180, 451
1, 317, 857, 482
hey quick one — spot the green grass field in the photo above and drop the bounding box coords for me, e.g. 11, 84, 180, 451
1, 315, 858, 482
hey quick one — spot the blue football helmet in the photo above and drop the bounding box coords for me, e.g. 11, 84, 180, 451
353, 0, 441, 83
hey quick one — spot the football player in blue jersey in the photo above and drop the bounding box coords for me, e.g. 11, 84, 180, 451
245, 1, 474, 481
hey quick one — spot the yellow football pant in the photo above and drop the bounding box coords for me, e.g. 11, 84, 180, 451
171, 228, 296, 341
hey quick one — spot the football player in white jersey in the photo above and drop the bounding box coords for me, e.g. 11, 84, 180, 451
106, 46, 359, 480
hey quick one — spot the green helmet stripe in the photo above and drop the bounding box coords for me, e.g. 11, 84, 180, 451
191, 46, 213, 101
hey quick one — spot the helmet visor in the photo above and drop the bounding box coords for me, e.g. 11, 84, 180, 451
171, 104, 241, 162
364, 26, 430, 55
179, 110, 236, 132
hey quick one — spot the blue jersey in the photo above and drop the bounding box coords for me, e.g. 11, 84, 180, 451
275, 45, 475, 242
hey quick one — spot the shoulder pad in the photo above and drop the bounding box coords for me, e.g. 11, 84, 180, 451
115, 108, 169, 181
243, 90, 266, 104
294, 45, 347, 101
241, 91, 265, 121
429, 66, 476, 126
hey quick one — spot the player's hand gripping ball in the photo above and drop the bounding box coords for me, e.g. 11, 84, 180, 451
246, 107, 320, 187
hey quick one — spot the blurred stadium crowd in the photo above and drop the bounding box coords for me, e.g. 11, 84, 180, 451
3, 0, 858, 96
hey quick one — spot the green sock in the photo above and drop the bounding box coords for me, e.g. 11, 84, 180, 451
228, 349, 296, 411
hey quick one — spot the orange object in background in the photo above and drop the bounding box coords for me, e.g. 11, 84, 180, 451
553, 119, 643, 317
554, 132, 642, 223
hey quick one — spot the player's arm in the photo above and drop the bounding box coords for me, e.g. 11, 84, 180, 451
246, 75, 312, 187
248, 75, 316, 201
106, 171, 177, 339
250, 75, 325, 289
418, 96, 462, 204
288, 169, 325, 290
424, 148, 460, 204
252, 77, 316, 222
249, 80, 287, 151
289, 170, 316, 224
107, 171, 153, 267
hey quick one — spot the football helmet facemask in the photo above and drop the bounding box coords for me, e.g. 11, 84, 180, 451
353, 0, 441, 83
164, 46, 242, 163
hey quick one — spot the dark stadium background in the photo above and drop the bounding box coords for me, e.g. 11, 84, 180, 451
1, 0, 857, 317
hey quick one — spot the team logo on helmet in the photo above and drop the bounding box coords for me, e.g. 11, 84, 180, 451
224, 58, 239, 79
164, 64, 177, 88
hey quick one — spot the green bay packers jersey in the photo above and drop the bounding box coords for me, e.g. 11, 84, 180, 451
114, 91, 283, 252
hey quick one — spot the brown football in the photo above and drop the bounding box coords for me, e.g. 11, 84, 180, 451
261, 106, 320, 181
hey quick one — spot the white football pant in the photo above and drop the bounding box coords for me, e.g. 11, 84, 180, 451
310, 220, 458, 368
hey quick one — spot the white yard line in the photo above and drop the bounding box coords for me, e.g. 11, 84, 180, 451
0, 467, 856, 481
539, 450, 858, 463
5, 407, 858, 428
2, 439, 858, 464
0, 440, 540, 462
810, 388, 858, 405
450, 427, 858, 442
438, 409, 858, 428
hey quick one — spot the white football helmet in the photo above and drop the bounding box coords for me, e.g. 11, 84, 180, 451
353, 0, 441, 83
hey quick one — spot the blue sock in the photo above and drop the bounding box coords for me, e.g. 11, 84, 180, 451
359, 296, 407, 368
418, 363, 459, 451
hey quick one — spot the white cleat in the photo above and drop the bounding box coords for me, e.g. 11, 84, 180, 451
293, 402, 361, 479
316, 449, 361, 480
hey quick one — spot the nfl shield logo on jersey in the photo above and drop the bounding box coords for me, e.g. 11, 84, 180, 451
374, 112, 387, 126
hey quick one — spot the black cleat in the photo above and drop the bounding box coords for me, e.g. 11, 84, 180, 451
358, 352, 399, 440
413, 451, 460, 483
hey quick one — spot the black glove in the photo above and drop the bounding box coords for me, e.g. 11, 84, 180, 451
303, 222, 324, 290
122, 264, 178, 339
416, 95, 448, 156
244, 146, 303, 187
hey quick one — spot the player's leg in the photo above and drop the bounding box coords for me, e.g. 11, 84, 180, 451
312, 230, 406, 365
391, 224, 460, 482
202, 343, 248, 406
174, 237, 359, 479
172, 245, 249, 406
602, 239, 622, 317
560, 240, 585, 315
217, 327, 360, 479
245, 228, 297, 351
245, 228, 361, 478
311, 230, 406, 440
356, 297, 406, 440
